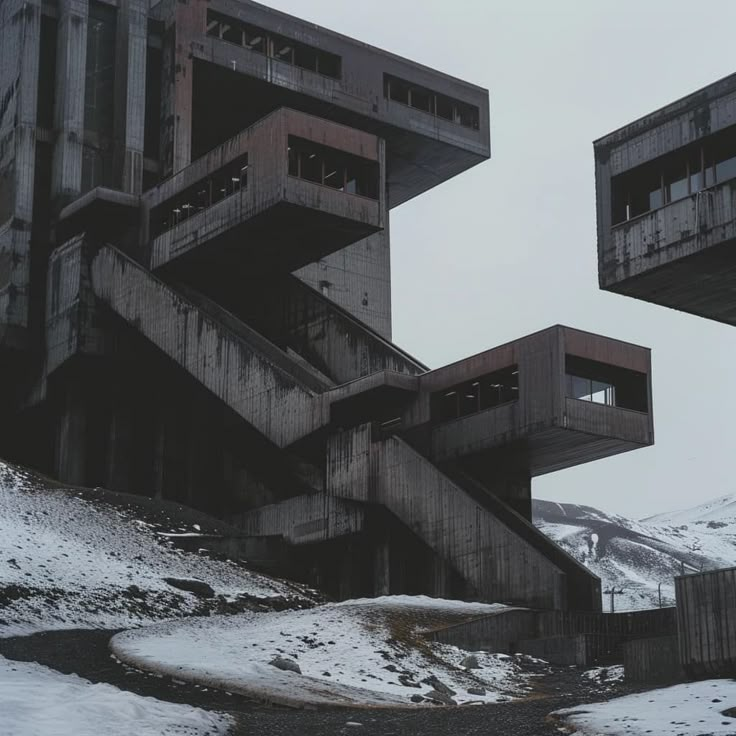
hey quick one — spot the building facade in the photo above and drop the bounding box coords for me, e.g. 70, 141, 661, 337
0, 0, 654, 610
594, 73, 736, 323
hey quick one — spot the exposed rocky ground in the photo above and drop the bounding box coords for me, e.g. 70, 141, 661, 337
0, 628, 641, 735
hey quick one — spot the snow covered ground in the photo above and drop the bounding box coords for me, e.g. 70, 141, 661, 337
554, 679, 736, 735
534, 496, 736, 610
0, 654, 231, 736
0, 461, 315, 637
111, 596, 532, 708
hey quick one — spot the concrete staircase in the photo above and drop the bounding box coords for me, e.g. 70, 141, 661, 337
90, 244, 329, 448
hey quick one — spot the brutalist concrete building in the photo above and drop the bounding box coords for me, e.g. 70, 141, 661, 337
595, 73, 736, 322
0, 0, 654, 609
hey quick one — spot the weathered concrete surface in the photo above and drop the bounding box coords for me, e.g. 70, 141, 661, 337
0, 0, 41, 350
90, 244, 329, 447
327, 424, 578, 610
676, 567, 736, 679
595, 73, 736, 323
233, 493, 365, 545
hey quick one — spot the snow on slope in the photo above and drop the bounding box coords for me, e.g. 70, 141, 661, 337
0, 655, 232, 736
534, 496, 736, 611
553, 678, 736, 735
112, 597, 531, 708
0, 461, 316, 637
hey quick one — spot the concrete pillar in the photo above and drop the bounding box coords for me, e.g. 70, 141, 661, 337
373, 538, 391, 596
115, 0, 147, 194
106, 384, 134, 491
52, 0, 88, 205
160, 0, 206, 177
55, 381, 87, 485
430, 556, 451, 599
0, 0, 41, 345
14, 0, 41, 224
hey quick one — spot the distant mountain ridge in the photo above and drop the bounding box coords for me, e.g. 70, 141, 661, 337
533, 495, 736, 611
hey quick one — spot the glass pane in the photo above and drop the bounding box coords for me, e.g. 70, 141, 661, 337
649, 187, 663, 210
569, 375, 592, 401
668, 176, 688, 202
716, 155, 736, 183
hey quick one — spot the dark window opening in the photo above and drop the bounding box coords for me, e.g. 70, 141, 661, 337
144, 45, 162, 162
287, 136, 379, 199
431, 366, 519, 423
37, 16, 57, 129
611, 123, 736, 225
565, 355, 648, 413
150, 153, 248, 238
205, 10, 342, 80
384, 74, 480, 130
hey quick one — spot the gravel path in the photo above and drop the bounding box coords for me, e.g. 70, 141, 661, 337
0, 629, 642, 735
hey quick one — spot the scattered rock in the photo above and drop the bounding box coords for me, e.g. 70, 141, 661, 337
424, 689, 457, 706
162, 577, 215, 598
460, 654, 480, 670
268, 656, 302, 674
467, 686, 486, 696
410, 694, 425, 703
422, 675, 456, 697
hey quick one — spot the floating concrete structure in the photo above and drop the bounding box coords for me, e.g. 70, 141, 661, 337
0, 0, 655, 610
595, 73, 736, 323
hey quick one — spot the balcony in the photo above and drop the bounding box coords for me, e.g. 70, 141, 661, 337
603, 181, 736, 323
144, 108, 385, 277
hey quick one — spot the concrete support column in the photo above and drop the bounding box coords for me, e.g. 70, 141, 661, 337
52, 0, 88, 205
55, 381, 87, 485
107, 386, 134, 491
160, 0, 206, 177
0, 0, 41, 345
373, 537, 391, 596
115, 0, 147, 194
14, 0, 41, 225
431, 556, 451, 599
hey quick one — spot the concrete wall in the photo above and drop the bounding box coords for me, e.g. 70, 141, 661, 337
677, 567, 736, 679
232, 493, 365, 545
624, 635, 684, 685
295, 226, 392, 340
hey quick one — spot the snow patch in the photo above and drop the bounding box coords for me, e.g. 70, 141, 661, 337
554, 678, 736, 735
111, 597, 529, 708
0, 654, 232, 736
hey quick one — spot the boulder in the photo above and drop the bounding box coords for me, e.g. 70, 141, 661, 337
163, 577, 215, 598
460, 654, 480, 670
424, 689, 457, 706
269, 656, 302, 674
422, 675, 456, 697
467, 686, 486, 696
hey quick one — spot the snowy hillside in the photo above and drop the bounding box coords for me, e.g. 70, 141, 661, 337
534, 496, 736, 611
0, 461, 317, 637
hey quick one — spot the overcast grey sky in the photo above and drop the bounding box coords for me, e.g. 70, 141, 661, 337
268, 0, 736, 519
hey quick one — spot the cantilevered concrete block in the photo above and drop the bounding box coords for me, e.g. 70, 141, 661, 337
595, 73, 736, 323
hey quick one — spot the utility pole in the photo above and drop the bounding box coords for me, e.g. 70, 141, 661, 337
603, 588, 624, 613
